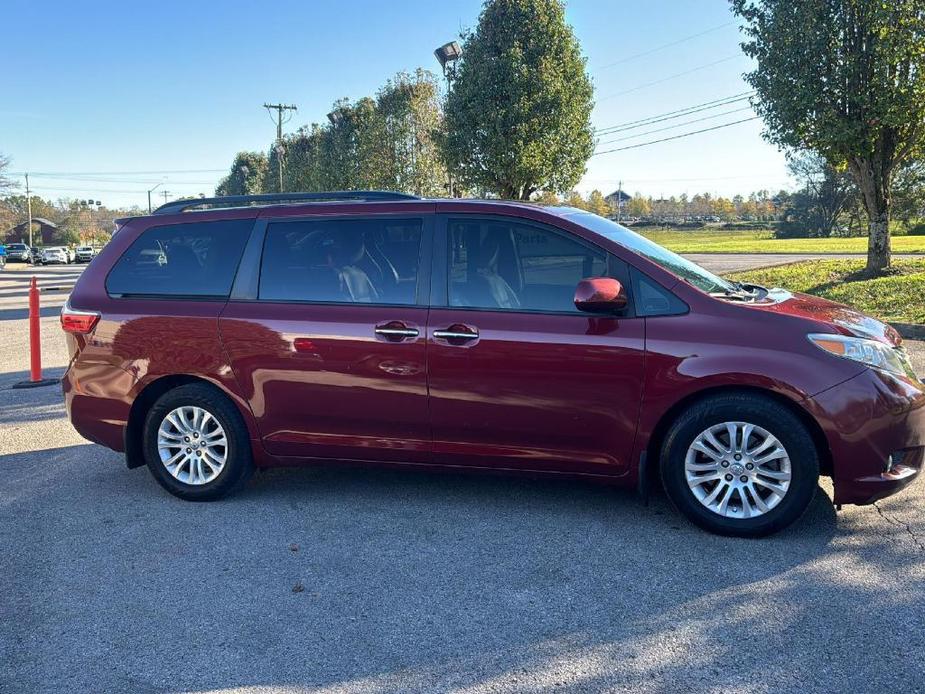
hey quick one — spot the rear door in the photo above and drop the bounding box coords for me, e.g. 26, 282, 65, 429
220, 212, 433, 462
426, 214, 646, 476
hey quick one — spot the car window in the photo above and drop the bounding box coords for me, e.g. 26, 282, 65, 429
259, 217, 423, 304
563, 211, 735, 294
448, 218, 608, 313
106, 219, 253, 298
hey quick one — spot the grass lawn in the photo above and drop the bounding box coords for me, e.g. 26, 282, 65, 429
726, 258, 925, 325
635, 228, 925, 254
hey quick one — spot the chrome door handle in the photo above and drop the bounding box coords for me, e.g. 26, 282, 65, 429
375, 327, 419, 338
433, 329, 479, 340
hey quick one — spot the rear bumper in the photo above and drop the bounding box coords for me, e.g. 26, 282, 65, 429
63, 361, 136, 452
806, 369, 925, 505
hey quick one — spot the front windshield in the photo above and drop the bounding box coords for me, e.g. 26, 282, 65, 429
565, 211, 736, 294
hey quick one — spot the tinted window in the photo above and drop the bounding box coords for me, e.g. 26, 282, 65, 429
449, 218, 608, 313
563, 211, 734, 294
259, 218, 423, 304
106, 220, 253, 298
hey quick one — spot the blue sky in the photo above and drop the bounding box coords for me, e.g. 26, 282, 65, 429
2, 0, 790, 208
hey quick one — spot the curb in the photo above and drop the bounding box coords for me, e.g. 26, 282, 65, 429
892, 323, 925, 341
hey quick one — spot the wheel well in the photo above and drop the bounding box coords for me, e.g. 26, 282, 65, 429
644, 385, 833, 484
124, 375, 217, 469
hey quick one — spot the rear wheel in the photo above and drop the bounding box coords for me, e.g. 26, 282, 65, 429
142, 383, 253, 500
660, 393, 819, 537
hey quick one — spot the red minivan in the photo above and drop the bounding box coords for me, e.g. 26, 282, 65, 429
61, 192, 925, 536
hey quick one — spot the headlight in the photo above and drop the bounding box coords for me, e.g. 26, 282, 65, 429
808, 333, 917, 379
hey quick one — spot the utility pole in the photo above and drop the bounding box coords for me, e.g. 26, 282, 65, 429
617, 179, 623, 222
161, 190, 171, 204
25, 174, 33, 249
263, 103, 297, 193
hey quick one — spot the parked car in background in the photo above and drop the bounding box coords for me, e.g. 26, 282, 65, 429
76, 246, 95, 263
61, 191, 925, 537
41, 247, 69, 265
5, 243, 32, 262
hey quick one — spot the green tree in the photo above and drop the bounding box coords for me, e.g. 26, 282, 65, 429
732, 0, 925, 273
892, 159, 925, 228
216, 151, 269, 196
779, 152, 857, 238
586, 190, 610, 217
375, 70, 448, 196
443, 0, 595, 199
565, 191, 587, 210
267, 70, 448, 196
626, 194, 652, 218
533, 190, 560, 205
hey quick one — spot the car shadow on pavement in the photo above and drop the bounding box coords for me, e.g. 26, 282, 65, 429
17, 443, 924, 693
0, 305, 65, 321
0, 367, 65, 394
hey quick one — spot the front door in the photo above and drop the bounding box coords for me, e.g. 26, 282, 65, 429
426, 215, 646, 475
220, 214, 432, 462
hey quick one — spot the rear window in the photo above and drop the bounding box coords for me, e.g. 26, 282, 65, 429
8, 244, 27, 250
106, 220, 253, 298
258, 217, 423, 304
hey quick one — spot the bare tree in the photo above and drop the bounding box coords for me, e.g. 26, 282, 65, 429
0, 153, 18, 196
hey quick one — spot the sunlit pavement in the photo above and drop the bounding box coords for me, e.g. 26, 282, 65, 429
1, 261, 924, 692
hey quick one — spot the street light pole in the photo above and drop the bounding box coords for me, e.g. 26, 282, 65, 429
434, 41, 462, 198
147, 182, 164, 213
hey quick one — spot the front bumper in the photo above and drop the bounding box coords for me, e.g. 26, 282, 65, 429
806, 369, 925, 505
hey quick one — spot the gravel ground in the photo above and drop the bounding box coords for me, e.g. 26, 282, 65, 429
1, 263, 924, 693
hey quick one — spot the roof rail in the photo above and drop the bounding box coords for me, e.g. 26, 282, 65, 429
152, 190, 420, 215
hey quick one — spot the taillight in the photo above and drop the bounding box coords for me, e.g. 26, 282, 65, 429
61, 302, 100, 334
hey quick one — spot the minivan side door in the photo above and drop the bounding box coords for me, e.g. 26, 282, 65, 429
220, 212, 433, 463
426, 214, 646, 476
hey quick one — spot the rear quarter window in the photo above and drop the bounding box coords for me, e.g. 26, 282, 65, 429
106, 219, 253, 298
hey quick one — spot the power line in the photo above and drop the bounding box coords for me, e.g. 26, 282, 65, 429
596, 106, 754, 147
29, 185, 156, 193
9, 168, 226, 176
24, 174, 216, 185
597, 55, 745, 102
596, 21, 737, 70
594, 91, 755, 135
592, 116, 760, 156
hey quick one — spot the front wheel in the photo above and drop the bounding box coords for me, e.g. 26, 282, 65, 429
660, 393, 819, 537
142, 383, 253, 500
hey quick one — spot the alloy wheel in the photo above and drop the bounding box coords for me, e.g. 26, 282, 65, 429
684, 421, 792, 519
156, 406, 228, 485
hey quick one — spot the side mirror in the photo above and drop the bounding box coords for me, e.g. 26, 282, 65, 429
574, 277, 628, 313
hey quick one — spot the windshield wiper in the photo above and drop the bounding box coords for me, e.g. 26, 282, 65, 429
708, 281, 768, 302
733, 281, 770, 299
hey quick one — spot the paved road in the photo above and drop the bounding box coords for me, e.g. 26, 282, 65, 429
2, 263, 925, 693
689, 252, 925, 274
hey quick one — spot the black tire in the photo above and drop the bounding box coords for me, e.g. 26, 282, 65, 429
142, 383, 253, 501
660, 392, 819, 538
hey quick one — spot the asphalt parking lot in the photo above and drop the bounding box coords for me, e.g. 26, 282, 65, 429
2, 262, 924, 693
